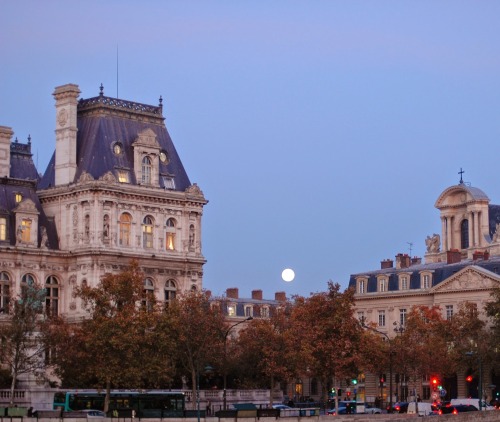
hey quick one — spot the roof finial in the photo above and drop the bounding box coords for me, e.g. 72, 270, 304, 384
99, 83, 104, 97
159, 95, 163, 107
458, 167, 465, 184
27, 134, 31, 144
14, 137, 18, 143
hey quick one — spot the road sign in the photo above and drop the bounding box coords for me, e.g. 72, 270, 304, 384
440, 389, 447, 397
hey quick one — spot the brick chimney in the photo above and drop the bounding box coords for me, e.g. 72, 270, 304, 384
447, 249, 461, 264
226, 288, 239, 299
275, 291, 286, 302
381, 259, 393, 269
395, 253, 411, 269
252, 290, 263, 300
0, 126, 12, 178
411, 257, 422, 266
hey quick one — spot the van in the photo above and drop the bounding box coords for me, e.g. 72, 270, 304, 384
407, 402, 437, 416
450, 398, 494, 411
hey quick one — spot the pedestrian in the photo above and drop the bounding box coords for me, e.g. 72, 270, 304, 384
206, 400, 211, 416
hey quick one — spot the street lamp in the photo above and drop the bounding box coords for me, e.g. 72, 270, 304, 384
466, 351, 483, 410
223, 316, 253, 410
197, 365, 214, 422
360, 316, 393, 412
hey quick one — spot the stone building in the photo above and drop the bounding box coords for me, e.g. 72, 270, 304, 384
0, 83, 207, 324
350, 177, 500, 405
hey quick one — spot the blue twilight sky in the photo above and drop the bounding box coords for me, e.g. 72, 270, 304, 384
1, 1, 500, 299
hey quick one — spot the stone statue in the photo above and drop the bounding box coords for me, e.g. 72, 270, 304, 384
40, 226, 49, 249
425, 233, 440, 253
493, 223, 500, 242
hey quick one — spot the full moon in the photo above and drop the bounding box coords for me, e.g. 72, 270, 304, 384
281, 268, 295, 282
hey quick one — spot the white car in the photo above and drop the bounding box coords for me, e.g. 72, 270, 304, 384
364, 404, 383, 414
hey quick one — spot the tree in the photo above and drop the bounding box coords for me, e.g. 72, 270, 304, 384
162, 290, 226, 409
485, 287, 500, 369
43, 261, 173, 412
0, 279, 46, 405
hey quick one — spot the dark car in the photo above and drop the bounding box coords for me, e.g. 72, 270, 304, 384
438, 404, 478, 415
326, 401, 357, 415
387, 402, 409, 414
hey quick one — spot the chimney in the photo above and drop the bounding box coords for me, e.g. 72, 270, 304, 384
381, 259, 393, 269
204, 290, 212, 298
411, 256, 422, 266
447, 249, 461, 264
53, 84, 80, 186
275, 291, 286, 302
395, 253, 411, 269
0, 126, 12, 178
226, 288, 239, 299
252, 290, 263, 300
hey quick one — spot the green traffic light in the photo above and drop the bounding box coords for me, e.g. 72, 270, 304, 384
352, 379, 358, 385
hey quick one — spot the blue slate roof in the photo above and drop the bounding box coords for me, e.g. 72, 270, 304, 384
39, 92, 191, 190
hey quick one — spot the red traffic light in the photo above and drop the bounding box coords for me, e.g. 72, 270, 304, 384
466, 375, 473, 382
431, 377, 438, 385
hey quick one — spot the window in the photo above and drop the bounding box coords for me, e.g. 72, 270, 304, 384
166, 218, 176, 250
379, 278, 387, 292
117, 170, 130, 183
422, 386, 431, 401
15, 193, 22, 203
113, 142, 123, 155
142, 278, 154, 311
21, 219, 31, 242
358, 279, 365, 294
461, 219, 469, 249
142, 216, 154, 248
45, 276, 59, 316
228, 304, 236, 316
164, 280, 176, 306
0, 217, 6, 241
400, 308, 407, 326
378, 310, 386, 327
261, 306, 269, 318
119, 213, 132, 246
357, 311, 365, 322
445, 305, 454, 320
422, 274, 430, 289
0, 272, 10, 313
162, 176, 175, 190
141, 156, 152, 184
245, 306, 253, 317
400, 276, 408, 290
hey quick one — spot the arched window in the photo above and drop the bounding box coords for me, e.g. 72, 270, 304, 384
142, 278, 155, 311
143, 216, 154, 248
0, 272, 10, 313
166, 218, 176, 250
461, 219, 469, 249
21, 274, 38, 309
142, 156, 152, 184
119, 213, 132, 246
164, 279, 177, 306
45, 276, 59, 316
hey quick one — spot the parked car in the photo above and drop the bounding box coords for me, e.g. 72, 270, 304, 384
272, 405, 292, 410
387, 402, 409, 413
363, 404, 383, 414
450, 398, 495, 411
438, 404, 478, 415
78, 410, 107, 418
327, 401, 356, 415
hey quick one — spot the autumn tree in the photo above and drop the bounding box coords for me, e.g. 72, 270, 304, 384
162, 290, 226, 409
43, 261, 174, 412
234, 304, 295, 404
0, 279, 46, 405
485, 287, 500, 369
290, 282, 362, 403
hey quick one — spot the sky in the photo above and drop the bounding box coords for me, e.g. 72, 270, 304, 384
1, 1, 500, 299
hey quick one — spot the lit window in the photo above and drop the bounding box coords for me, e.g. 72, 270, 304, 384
164, 279, 176, 306
21, 219, 31, 243
162, 176, 175, 190
15, 193, 22, 203
358, 279, 365, 294
142, 278, 154, 311
446, 305, 454, 321
228, 305, 236, 316
119, 213, 132, 246
0, 217, 7, 241
117, 170, 130, 183
0, 272, 10, 313
166, 218, 176, 250
45, 276, 59, 317
379, 278, 387, 292
142, 156, 152, 184
142, 216, 154, 248
378, 310, 386, 327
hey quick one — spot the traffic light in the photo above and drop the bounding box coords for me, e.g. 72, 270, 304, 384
351, 378, 358, 385
466, 375, 473, 382
329, 388, 336, 397
347, 391, 351, 397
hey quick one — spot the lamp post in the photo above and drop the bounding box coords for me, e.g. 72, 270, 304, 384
466, 351, 483, 410
223, 316, 253, 410
360, 317, 393, 412
197, 365, 214, 422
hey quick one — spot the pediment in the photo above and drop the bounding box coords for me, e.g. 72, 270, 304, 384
14, 198, 39, 215
431, 265, 500, 294
132, 128, 160, 149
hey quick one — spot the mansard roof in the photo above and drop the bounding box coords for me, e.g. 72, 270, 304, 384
348, 255, 500, 294
39, 90, 191, 191
10, 138, 40, 181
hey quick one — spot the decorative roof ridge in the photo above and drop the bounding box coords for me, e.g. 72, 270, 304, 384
78, 95, 164, 121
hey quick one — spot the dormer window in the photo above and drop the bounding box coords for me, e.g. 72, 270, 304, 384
15, 193, 22, 203
228, 304, 236, 316
421, 273, 431, 289
0, 217, 7, 241
117, 170, 130, 183
162, 175, 175, 190
399, 275, 409, 290
357, 278, 366, 294
142, 156, 152, 184
378, 278, 387, 292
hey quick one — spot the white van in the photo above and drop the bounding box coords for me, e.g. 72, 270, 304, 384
407, 402, 437, 416
450, 398, 494, 411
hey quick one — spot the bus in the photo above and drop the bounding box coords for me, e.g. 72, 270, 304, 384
54, 390, 186, 418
